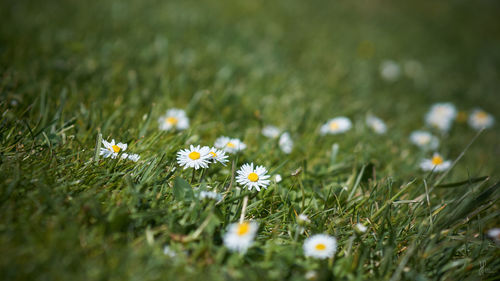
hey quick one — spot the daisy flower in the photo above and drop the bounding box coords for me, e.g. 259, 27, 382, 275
420, 153, 452, 172
176, 145, 210, 170
320, 117, 352, 135
279, 132, 294, 154
425, 102, 457, 132
468, 109, 494, 130
262, 125, 281, 138
236, 163, 271, 191
214, 136, 246, 154
223, 221, 258, 253
380, 60, 401, 82
100, 139, 127, 159
409, 130, 439, 150
158, 108, 189, 131
303, 234, 337, 259
207, 147, 229, 166
366, 114, 387, 134
100, 139, 140, 162
486, 228, 500, 243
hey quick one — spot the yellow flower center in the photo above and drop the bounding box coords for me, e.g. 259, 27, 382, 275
112, 145, 121, 153
165, 117, 178, 125
418, 135, 430, 144
236, 222, 250, 236
209, 151, 217, 157
226, 142, 236, 148
476, 111, 488, 120
315, 243, 326, 251
188, 151, 200, 160
248, 172, 259, 182
329, 122, 339, 130
431, 155, 443, 165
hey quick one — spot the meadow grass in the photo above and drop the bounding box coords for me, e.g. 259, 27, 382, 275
1, 0, 499, 280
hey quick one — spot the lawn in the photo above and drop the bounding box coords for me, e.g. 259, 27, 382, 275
1, 0, 499, 280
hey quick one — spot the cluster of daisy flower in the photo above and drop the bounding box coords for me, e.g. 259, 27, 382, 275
99, 139, 140, 162
177, 145, 228, 169
95, 105, 495, 262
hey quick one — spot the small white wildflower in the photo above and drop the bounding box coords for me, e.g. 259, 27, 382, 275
425, 103, 457, 132
303, 234, 337, 259
100, 139, 127, 159
366, 114, 387, 134
274, 174, 282, 183
355, 223, 367, 233
320, 117, 352, 135
305, 270, 318, 281
409, 130, 439, 150
176, 145, 211, 170
236, 163, 271, 191
223, 221, 258, 253
163, 246, 176, 258
207, 147, 229, 166
468, 109, 494, 130
214, 136, 246, 154
198, 191, 223, 201
380, 60, 401, 82
262, 125, 281, 138
279, 132, 293, 154
420, 153, 451, 172
158, 108, 189, 131
297, 214, 311, 224
486, 228, 500, 242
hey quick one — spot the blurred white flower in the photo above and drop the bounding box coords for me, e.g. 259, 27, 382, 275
274, 174, 282, 183
279, 132, 293, 154
236, 163, 271, 191
380, 60, 401, 82
198, 190, 223, 201
486, 228, 500, 242
468, 109, 494, 130
176, 145, 210, 170
214, 136, 246, 154
158, 108, 189, 131
420, 153, 451, 172
320, 117, 352, 135
262, 125, 281, 138
355, 223, 367, 233
223, 221, 258, 253
366, 114, 387, 134
425, 103, 457, 132
297, 214, 311, 224
409, 130, 439, 150
303, 234, 337, 259
163, 245, 176, 258
305, 271, 318, 281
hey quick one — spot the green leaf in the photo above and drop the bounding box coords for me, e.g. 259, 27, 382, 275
173, 177, 194, 201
